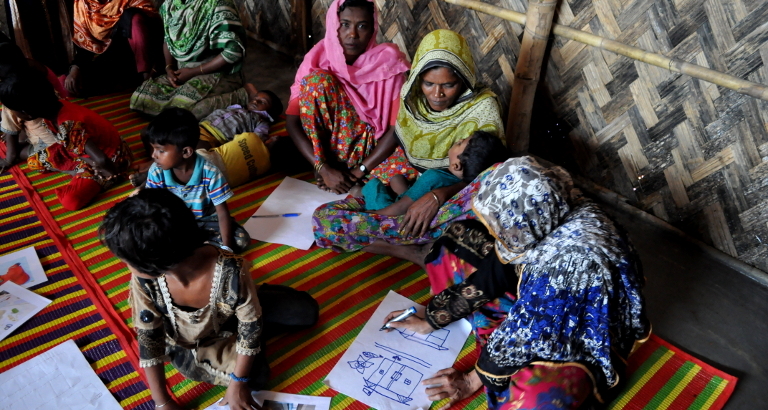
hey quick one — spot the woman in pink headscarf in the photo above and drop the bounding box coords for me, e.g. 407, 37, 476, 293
286, 0, 415, 194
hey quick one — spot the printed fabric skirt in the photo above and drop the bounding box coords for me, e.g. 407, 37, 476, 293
425, 225, 593, 410
298, 70, 415, 184
312, 164, 498, 252
130, 64, 248, 120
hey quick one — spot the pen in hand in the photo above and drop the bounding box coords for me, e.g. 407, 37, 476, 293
380, 306, 418, 331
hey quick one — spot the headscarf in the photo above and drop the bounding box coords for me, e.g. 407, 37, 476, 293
289, 0, 410, 139
473, 157, 650, 402
73, 0, 156, 54
395, 29, 504, 171
161, 0, 245, 71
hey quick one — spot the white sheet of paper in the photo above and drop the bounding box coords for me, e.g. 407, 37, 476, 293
0, 281, 51, 342
244, 177, 347, 250
0, 246, 48, 288
204, 390, 332, 410
324, 291, 472, 410
0, 339, 123, 410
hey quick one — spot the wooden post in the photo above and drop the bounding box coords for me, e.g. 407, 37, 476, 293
506, 0, 557, 155
442, 0, 768, 102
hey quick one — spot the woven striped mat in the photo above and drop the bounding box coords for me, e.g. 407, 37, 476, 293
0, 173, 153, 410
2, 92, 737, 410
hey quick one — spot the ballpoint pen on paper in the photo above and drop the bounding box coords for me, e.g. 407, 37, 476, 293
380, 306, 418, 331
250, 213, 301, 218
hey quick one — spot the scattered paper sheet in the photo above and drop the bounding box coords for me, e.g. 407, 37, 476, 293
204, 391, 332, 410
244, 177, 347, 250
0, 281, 51, 342
324, 291, 472, 410
0, 339, 123, 410
0, 246, 48, 288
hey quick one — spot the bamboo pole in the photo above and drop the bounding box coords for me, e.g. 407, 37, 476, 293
442, 0, 768, 102
507, 0, 558, 155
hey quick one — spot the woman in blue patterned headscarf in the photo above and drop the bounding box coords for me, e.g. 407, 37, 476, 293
382, 156, 650, 410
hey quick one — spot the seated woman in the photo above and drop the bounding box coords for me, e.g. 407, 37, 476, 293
286, 0, 413, 194
312, 29, 505, 256
0, 72, 131, 211
64, 0, 161, 97
383, 157, 651, 409
100, 188, 319, 410
130, 0, 248, 120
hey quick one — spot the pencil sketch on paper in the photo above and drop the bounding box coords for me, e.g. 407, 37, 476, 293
374, 342, 431, 368
397, 327, 450, 351
347, 352, 423, 405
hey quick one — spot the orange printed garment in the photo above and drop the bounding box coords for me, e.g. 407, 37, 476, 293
73, 0, 156, 54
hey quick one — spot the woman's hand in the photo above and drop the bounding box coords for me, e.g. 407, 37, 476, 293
166, 66, 180, 87
400, 191, 441, 237
173, 67, 198, 85
319, 164, 355, 194
423, 368, 482, 410
382, 310, 434, 334
220, 381, 260, 410
64, 66, 82, 96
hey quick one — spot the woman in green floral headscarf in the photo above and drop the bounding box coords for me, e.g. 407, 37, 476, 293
129, 0, 247, 119
313, 29, 506, 257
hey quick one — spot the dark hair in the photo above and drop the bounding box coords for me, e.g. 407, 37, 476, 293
260, 89, 284, 123
0, 42, 28, 79
146, 107, 200, 149
458, 130, 509, 183
338, 0, 374, 17
99, 189, 208, 276
0, 71, 60, 119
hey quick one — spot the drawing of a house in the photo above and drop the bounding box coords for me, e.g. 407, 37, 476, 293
348, 353, 422, 405
397, 328, 450, 351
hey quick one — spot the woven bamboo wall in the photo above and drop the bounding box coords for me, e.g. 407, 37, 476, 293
307, 0, 768, 272
233, 0, 297, 54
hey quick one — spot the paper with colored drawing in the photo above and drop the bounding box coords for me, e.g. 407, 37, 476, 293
324, 290, 472, 410
244, 177, 347, 250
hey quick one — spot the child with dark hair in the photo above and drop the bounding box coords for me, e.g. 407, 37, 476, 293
100, 188, 319, 410
0, 72, 131, 210
142, 107, 250, 253
362, 130, 508, 215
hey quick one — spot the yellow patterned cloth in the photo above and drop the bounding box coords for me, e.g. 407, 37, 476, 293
395, 29, 505, 170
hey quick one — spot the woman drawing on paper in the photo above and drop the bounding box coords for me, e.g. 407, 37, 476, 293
383, 157, 650, 409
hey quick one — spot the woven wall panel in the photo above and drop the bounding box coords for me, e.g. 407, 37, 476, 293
234, 0, 297, 53
547, 0, 768, 271
307, 0, 768, 272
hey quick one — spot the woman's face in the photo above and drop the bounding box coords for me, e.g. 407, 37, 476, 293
337, 6, 374, 64
420, 67, 465, 112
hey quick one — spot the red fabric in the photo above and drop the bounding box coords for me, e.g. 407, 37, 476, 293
54, 101, 123, 153
127, 11, 154, 73
46, 66, 70, 99
55, 177, 102, 211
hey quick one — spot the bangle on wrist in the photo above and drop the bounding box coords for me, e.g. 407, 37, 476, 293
430, 191, 440, 206
315, 162, 325, 173
155, 398, 173, 408
200, 65, 205, 74
229, 372, 250, 383
165, 64, 173, 70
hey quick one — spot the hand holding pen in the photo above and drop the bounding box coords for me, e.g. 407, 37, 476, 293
381, 307, 434, 334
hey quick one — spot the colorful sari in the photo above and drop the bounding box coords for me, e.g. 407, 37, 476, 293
73, 0, 156, 54
423, 157, 650, 408
312, 164, 498, 252
129, 0, 247, 119
395, 30, 505, 171
290, 0, 414, 182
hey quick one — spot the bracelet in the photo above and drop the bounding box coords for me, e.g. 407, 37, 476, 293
220, 245, 233, 252
155, 398, 173, 408
165, 64, 172, 70
430, 191, 440, 206
229, 372, 251, 383
314, 162, 325, 173
200, 65, 205, 74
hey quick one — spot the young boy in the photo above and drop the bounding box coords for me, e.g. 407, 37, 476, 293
100, 188, 318, 410
142, 107, 249, 253
362, 130, 508, 215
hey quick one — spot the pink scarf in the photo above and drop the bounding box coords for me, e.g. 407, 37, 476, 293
289, 0, 409, 139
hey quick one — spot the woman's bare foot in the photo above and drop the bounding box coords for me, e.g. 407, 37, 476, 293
363, 240, 432, 269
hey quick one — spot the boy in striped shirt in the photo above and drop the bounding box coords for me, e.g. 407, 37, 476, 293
142, 108, 250, 253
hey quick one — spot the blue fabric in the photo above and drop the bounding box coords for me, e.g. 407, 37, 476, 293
362, 169, 460, 211
145, 154, 233, 217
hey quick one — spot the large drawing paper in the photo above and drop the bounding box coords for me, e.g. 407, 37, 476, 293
324, 291, 472, 410
204, 391, 331, 410
0, 339, 123, 410
244, 177, 347, 250
0, 246, 48, 288
0, 281, 51, 342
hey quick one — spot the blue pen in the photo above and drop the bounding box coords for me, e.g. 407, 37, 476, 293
380, 306, 418, 331
251, 213, 301, 218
